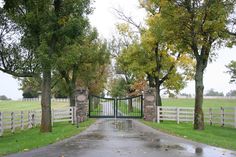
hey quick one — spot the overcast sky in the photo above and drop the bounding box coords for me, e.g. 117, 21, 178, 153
0, 0, 236, 99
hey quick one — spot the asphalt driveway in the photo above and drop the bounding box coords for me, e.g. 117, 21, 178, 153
5, 119, 236, 157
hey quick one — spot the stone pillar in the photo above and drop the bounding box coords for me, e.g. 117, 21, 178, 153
75, 88, 89, 123
143, 88, 156, 121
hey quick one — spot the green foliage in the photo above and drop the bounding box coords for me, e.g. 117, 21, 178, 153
141, 120, 236, 150
19, 77, 41, 98
226, 60, 236, 84
22, 88, 39, 98
110, 78, 127, 98
115, 6, 194, 98
0, 120, 96, 156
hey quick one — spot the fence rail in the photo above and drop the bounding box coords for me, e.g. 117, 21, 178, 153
0, 107, 76, 136
21, 98, 69, 102
157, 106, 236, 128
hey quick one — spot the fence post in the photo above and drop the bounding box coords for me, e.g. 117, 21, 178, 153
0, 112, 3, 136
20, 111, 24, 130
28, 111, 32, 128
72, 107, 76, 124
11, 112, 15, 133
234, 107, 236, 128
157, 106, 160, 123
51, 109, 54, 126
209, 108, 212, 126
176, 107, 180, 124
221, 107, 224, 127
31, 112, 35, 127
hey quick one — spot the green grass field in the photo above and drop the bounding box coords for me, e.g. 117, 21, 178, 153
162, 98, 236, 108
0, 100, 69, 111
141, 120, 236, 151
0, 119, 96, 156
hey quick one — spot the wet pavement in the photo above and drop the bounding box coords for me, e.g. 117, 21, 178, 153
5, 119, 236, 157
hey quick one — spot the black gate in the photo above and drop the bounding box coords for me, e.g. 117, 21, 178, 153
89, 95, 143, 118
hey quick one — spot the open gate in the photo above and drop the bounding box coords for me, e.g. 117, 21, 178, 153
89, 95, 143, 118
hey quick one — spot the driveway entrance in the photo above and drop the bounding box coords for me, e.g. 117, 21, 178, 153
88, 95, 143, 118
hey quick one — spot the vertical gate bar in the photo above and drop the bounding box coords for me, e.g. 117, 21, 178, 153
108, 98, 110, 116
141, 95, 143, 118
88, 96, 91, 117
115, 98, 117, 118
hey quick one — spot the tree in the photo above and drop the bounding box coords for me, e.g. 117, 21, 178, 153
57, 29, 110, 106
3, 0, 93, 132
148, 0, 234, 130
226, 90, 236, 97
0, 95, 10, 100
115, 9, 194, 108
226, 61, 236, 84
19, 75, 68, 99
110, 78, 127, 98
205, 89, 224, 97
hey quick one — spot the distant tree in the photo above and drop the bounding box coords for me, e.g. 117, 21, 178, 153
226, 61, 236, 84
110, 78, 127, 98
22, 87, 39, 98
180, 93, 192, 98
205, 89, 224, 97
0, 95, 10, 100
226, 90, 236, 97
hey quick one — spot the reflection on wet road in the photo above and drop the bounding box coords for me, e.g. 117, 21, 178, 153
5, 119, 236, 157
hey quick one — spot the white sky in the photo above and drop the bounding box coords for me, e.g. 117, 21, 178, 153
0, 0, 236, 99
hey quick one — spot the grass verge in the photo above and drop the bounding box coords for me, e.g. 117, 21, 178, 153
140, 120, 236, 151
0, 119, 96, 156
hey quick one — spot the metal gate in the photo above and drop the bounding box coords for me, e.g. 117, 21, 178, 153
89, 95, 143, 118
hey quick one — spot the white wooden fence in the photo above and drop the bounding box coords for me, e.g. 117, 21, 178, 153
157, 106, 236, 128
22, 98, 69, 102
0, 107, 76, 136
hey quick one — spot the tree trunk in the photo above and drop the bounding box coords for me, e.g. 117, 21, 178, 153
40, 68, 52, 132
68, 81, 76, 107
155, 79, 162, 107
69, 91, 75, 107
194, 61, 205, 130
128, 99, 133, 112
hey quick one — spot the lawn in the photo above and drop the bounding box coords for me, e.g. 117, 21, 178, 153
0, 100, 69, 111
117, 102, 142, 117
162, 98, 236, 108
141, 120, 236, 151
0, 119, 96, 156
89, 104, 103, 116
